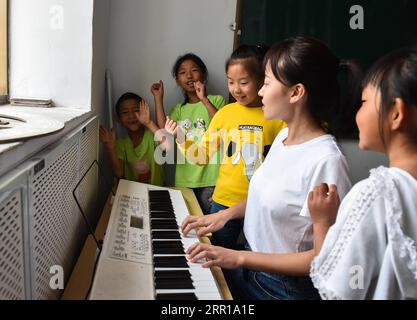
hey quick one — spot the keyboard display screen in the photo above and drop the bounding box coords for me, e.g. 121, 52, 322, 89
130, 215, 143, 229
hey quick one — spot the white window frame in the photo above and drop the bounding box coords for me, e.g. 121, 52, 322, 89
0, 0, 8, 104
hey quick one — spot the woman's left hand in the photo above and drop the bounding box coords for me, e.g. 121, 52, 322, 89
186, 242, 243, 269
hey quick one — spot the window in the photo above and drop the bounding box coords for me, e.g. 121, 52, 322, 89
9, 0, 93, 109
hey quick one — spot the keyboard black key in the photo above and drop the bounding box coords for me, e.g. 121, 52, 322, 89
149, 199, 172, 204
151, 212, 175, 219
156, 293, 197, 300
154, 256, 188, 268
149, 190, 170, 196
152, 240, 183, 247
151, 218, 178, 223
152, 231, 181, 239
155, 279, 194, 290
153, 247, 184, 254
151, 221, 179, 230
155, 270, 191, 279
151, 226, 178, 231
150, 203, 173, 210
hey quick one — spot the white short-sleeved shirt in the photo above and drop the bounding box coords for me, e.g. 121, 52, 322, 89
311, 166, 417, 300
244, 128, 352, 254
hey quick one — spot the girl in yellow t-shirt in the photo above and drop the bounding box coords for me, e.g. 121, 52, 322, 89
165, 45, 286, 249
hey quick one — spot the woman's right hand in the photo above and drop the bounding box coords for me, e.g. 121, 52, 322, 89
151, 80, 164, 100
99, 126, 116, 150
181, 210, 230, 237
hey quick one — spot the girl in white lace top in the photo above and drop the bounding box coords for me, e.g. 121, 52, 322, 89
309, 47, 417, 299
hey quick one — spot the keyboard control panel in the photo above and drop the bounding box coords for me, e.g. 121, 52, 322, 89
107, 193, 152, 264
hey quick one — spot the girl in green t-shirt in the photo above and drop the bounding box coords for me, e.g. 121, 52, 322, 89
99, 92, 164, 186
152, 53, 226, 213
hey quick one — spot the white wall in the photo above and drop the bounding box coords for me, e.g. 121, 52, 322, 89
106, 0, 237, 118
9, 0, 93, 108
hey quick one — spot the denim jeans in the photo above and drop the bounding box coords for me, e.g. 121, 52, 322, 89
193, 187, 215, 214
209, 201, 244, 250
227, 267, 321, 300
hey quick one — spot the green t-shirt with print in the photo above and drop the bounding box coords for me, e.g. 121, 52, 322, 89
170, 95, 226, 188
116, 128, 164, 186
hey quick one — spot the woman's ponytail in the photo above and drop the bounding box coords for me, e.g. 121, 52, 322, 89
333, 59, 364, 139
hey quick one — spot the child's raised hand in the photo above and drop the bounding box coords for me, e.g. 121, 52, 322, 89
194, 81, 207, 101
99, 126, 116, 150
308, 183, 340, 228
151, 80, 164, 99
137, 100, 151, 126
164, 117, 178, 137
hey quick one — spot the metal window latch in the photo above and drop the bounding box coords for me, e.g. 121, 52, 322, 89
229, 22, 242, 35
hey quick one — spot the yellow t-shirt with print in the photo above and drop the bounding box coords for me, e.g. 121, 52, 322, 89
178, 102, 286, 208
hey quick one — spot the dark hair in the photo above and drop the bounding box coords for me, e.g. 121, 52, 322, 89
362, 47, 417, 141
172, 53, 208, 105
115, 92, 142, 116
264, 35, 362, 138
226, 44, 269, 84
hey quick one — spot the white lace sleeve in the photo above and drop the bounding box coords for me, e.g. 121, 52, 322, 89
378, 168, 417, 298
310, 168, 388, 300
311, 166, 417, 299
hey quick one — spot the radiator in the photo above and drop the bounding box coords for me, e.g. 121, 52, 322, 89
0, 116, 98, 299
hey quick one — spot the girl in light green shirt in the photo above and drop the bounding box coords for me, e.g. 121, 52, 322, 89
152, 53, 225, 213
